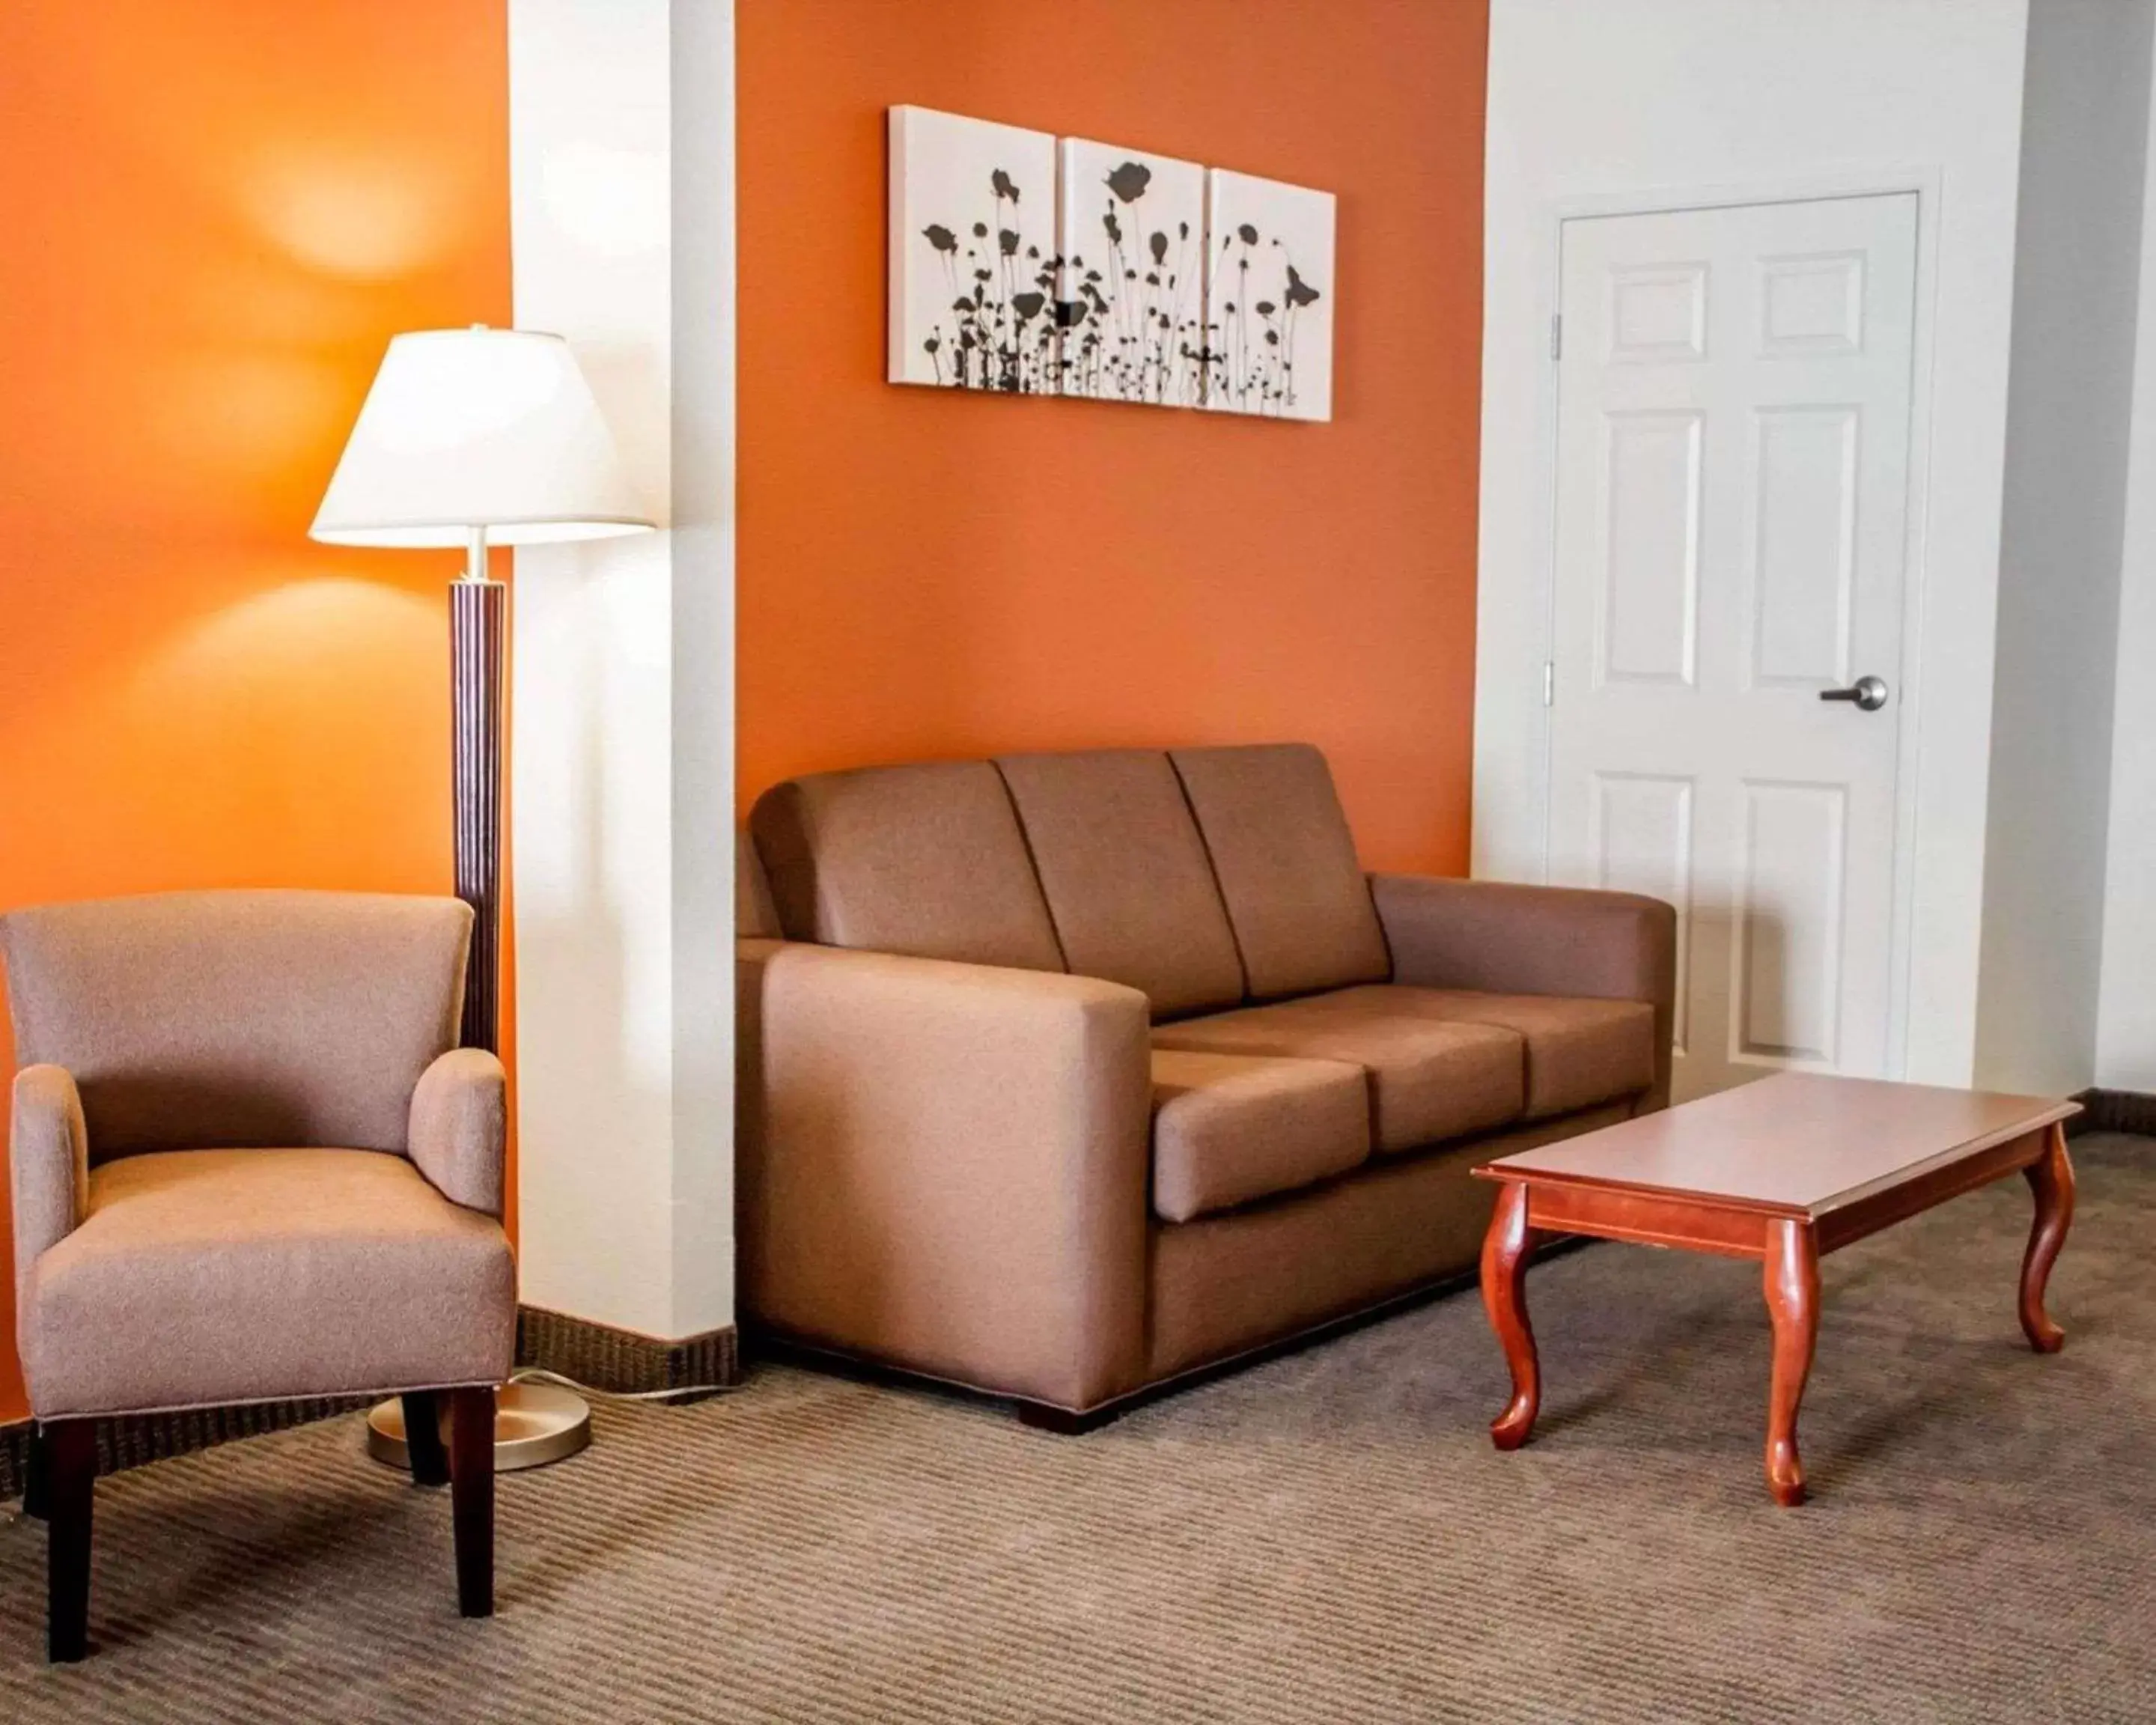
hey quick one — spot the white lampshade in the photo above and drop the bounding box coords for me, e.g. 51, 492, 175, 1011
311, 327, 651, 547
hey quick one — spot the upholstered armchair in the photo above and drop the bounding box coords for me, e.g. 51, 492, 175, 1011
2, 890, 514, 1662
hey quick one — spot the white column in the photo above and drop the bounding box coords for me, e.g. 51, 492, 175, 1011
1976, 0, 2152, 1095
507, 0, 735, 1342
2096, 19, 2156, 1092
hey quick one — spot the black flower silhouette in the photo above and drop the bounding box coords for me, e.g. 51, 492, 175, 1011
1206, 234, 1326, 413
910, 154, 1215, 401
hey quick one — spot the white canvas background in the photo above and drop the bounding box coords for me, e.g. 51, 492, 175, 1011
1203, 168, 1336, 420
888, 106, 1059, 391
1056, 138, 1207, 407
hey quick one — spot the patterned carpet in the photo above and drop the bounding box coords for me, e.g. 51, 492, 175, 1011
4, 1133, 2152, 1723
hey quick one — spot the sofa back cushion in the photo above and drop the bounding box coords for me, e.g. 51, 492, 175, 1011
749, 761, 1066, 973
737, 829, 782, 938
1169, 743, 1390, 999
1, 889, 471, 1160
996, 750, 1246, 1017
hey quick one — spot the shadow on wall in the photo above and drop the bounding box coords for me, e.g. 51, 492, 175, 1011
0, 0, 512, 1419
507, 546, 680, 1333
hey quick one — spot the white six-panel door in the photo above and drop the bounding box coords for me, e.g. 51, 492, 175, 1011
1547, 194, 1919, 1099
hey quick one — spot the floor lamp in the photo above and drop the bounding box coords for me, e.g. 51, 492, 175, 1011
312, 326, 651, 1467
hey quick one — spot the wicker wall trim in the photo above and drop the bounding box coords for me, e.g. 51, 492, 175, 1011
2073, 1087, 2156, 1137
517, 1306, 740, 1400
0, 1393, 373, 1502
0, 1307, 740, 1500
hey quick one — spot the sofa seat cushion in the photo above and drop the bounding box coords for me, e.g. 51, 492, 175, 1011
1152, 987, 1524, 1153
1150, 1050, 1371, 1223
20, 1147, 516, 1419
1377, 989, 1657, 1119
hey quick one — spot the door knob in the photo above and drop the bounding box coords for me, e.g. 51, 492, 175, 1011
1819, 675, 1889, 711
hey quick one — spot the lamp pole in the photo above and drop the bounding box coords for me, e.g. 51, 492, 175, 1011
451, 525, 507, 1053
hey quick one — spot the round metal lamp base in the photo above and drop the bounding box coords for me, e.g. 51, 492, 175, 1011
365, 1381, 591, 1473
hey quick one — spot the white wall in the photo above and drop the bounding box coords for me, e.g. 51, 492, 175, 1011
508, 0, 737, 1342
1976, 1, 2153, 1095
1478, 0, 2031, 1086
2098, 29, 2156, 1093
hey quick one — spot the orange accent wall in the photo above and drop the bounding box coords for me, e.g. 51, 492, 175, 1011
737, 0, 1488, 867
0, 1, 511, 1420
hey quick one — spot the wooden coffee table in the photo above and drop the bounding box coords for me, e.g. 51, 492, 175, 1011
1473, 1074, 2080, 1505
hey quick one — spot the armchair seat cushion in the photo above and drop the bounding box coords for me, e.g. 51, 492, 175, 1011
20, 1148, 515, 1419
1150, 1050, 1371, 1223
1374, 990, 1657, 1119
1152, 987, 1526, 1153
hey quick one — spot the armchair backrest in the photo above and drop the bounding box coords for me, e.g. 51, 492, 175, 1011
1, 890, 471, 1161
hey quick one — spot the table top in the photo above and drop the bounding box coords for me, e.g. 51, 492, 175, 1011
1476, 1073, 2078, 1218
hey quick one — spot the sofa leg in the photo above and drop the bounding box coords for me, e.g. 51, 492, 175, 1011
46, 1420, 97, 1664
402, 1390, 451, 1488
1015, 1399, 1123, 1436
448, 1387, 496, 1619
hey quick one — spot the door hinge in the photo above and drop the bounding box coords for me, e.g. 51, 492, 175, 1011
1543, 660, 1556, 706
1549, 314, 1562, 360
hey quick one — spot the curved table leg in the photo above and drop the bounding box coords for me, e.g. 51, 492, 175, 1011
1481, 1181, 1545, 1451
1763, 1218, 1820, 1508
2021, 1124, 2075, 1354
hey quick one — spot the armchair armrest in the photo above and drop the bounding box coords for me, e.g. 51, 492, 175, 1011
11, 1063, 88, 1310
409, 1047, 508, 1217
737, 938, 1152, 1411
1371, 874, 1678, 1107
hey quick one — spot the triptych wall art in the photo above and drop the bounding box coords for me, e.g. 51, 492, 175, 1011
887, 105, 1336, 422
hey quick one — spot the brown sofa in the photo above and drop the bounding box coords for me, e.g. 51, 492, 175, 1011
736, 743, 1675, 1426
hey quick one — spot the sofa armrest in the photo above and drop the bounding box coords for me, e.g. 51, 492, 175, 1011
11, 1063, 88, 1312
737, 937, 1153, 1411
409, 1047, 508, 1217
1371, 874, 1678, 1108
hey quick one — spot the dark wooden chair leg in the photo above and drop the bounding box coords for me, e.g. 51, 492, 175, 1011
447, 1387, 496, 1619
22, 1423, 50, 1521
46, 1420, 98, 1663
403, 1390, 451, 1487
